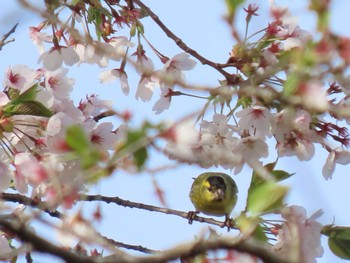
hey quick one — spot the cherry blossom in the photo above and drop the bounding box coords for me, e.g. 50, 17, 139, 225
38, 46, 80, 71
296, 81, 329, 112
99, 68, 130, 95
152, 84, 172, 114
0, 162, 11, 192
164, 119, 199, 162
322, 148, 350, 180
29, 24, 52, 54
152, 52, 196, 113
135, 76, 158, 102
236, 105, 273, 138
195, 113, 240, 168
0, 235, 12, 261
272, 109, 320, 161
43, 68, 75, 100
273, 205, 324, 263
232, 136, 269, 174
3, 64, 37, 93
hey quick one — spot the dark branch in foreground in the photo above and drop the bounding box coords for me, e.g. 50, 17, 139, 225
132, 0, 237, 83
0, 214, 294, 263
103, 236, 294, 263
0, 23, 19, 50
0, 215, 96, 263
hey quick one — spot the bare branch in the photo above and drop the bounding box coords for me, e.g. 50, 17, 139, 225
132, 0, 238, 83
0, 23, 19, 51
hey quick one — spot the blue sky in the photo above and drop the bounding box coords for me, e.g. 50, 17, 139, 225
1, 1, 350, 262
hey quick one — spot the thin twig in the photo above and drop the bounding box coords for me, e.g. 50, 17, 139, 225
0, 23, 19, 50
132, 0, 238, 83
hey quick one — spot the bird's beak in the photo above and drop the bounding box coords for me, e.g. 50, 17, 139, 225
214, 188, 225, 201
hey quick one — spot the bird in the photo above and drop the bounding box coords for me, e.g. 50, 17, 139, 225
189, 172, 238, 228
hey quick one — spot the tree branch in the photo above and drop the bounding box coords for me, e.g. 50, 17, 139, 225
103, 235, 294, 263
0, 192, 62, 218
80, 194, 231, 229
0, 23, 19, 50
0, 215, 97, 263
0, 192, 156, 254
132, 0, 238, 83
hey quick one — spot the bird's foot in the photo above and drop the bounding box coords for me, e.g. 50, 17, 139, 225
187, 211, 199, 224
221, 216, 233, 232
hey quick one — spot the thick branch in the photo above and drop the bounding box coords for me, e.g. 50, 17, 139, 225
80, 194, 230, 229
0, 215, 96, 263
103, 236, 294, 263
132, 0, 236, 83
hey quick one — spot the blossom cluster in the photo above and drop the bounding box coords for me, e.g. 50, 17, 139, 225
1, 64, 118, 207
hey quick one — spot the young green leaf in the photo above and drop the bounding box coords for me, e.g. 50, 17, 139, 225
3, 101, 53, 117
247, 182, 288, 215
322, 225, 350, 259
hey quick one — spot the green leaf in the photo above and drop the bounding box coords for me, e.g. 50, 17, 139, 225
271, 170, 294, 181
3, 101, 53, 117
225, 0, 245, 20
247, 182, 288, 215
283, 73, 300, 96
66, 125, 90, 153
252, 224, 268, 242
247, 161, 293, 208
329, 237, 350, 260
17, 84, 38, 101
65, 125, 101, 169
322, 225, 350, 240
322, 225, 350, 260
126, 130, 148, 170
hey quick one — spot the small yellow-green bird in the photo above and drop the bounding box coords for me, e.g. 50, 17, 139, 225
189, 172, 238, 226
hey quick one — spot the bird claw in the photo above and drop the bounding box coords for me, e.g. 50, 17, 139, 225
221, 216, 233, 231
187, 211, 199, 224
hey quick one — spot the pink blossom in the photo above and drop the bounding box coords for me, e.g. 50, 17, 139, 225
3, 64, 37, 93
232, 136, 269, 174
0, 235, 12, 261
79, 95, 113, 118
38, 46, 79, 71
152, 85, 172, 114
135, 76, 158, 102
164, 119, 199, 162
152, 53, 196, 113
14, 152, 48, 185
297, 81, 329, 112
273, 206, 324, 263
88, 121, 118, 150
272, 110, 319, 161
322, 149, 350, 180
44, 68, 75, 100
99, 68, 129, 95
29, 25, 52, 54
236, 106, 273, 138
196, 114, 240, 169
0, 162, 11, 192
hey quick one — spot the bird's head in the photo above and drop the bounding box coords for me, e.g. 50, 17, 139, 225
202, 175, 227, 202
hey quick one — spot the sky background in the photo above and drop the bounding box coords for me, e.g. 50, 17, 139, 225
1, 1, 350, 262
